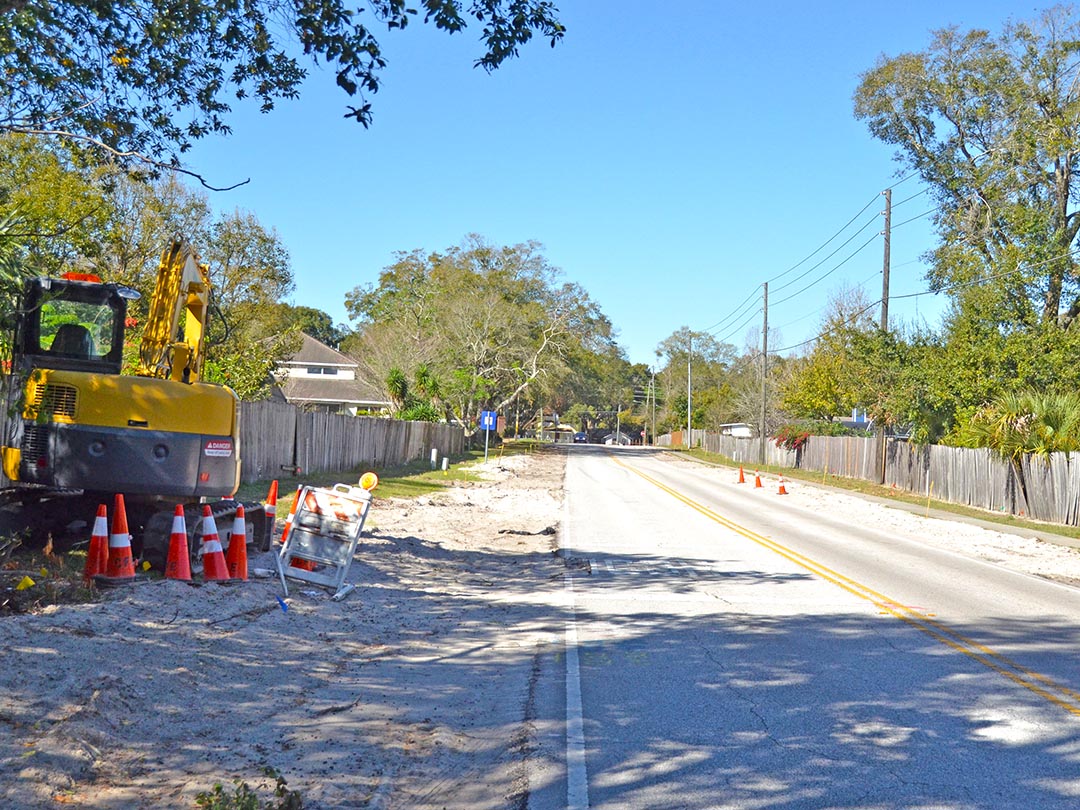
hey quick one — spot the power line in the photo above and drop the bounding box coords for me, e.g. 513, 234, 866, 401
701, 287, 760, 334
689, 150, 1010, 361
892, 208, 935, 230
693, 171, 930, 341
773, 268, 881, 333
770, 299, 882, 355
771, 245, 1080, 355
891, 188, 929, 209
772, 214, 880, 296
771, 232, 880, 307
713, 305, 763, 345
766, 193, 881, 287
694, 190, 892, 340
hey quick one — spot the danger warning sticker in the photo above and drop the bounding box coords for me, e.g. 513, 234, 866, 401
204, 439, 233, 458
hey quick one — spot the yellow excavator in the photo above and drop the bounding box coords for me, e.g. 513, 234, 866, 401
0, 240, 265, 569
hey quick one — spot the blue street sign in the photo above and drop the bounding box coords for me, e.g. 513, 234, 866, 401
480, 410, 497, 430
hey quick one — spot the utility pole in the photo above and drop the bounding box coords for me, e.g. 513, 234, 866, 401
686, 335, 692, 450
760, 282, 768, 466
881, 188, 891, 331
878, 188, 892, 483
650, 371, 656, 447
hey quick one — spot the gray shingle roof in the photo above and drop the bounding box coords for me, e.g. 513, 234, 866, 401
281, 333, 355, 366
280, 375, 386, 407
276, 332, 388, 408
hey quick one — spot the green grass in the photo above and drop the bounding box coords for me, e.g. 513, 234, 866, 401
674, 447, 1080, 541
235, 442, 541, 514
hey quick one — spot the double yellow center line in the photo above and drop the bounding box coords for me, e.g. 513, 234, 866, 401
615, 457, 1080, 717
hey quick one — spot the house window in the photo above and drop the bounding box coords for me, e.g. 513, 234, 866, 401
306, 366, 339, 375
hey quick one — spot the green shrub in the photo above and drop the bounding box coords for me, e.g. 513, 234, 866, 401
194, 767, 302, 810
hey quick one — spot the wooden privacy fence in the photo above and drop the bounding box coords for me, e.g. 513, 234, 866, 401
659, 429, 1080, 527
799, 435, 883, 481
885, 442, 1080, 525
660, 431, 797, 467
239, 400, 465, 483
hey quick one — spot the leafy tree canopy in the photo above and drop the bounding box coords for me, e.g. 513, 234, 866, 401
780, 285, 879, 422
344, 234, 615, 431
0, 135, 299, 397
0, 1, 564, 174
855, 6, 1080, 328
268, 304, 350, 348
651, 326, 745, 431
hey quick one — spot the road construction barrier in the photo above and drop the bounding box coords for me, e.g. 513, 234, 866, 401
277, 481, 374, 599
263, 480, 278, 551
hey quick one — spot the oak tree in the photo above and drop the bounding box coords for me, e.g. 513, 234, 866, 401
344, 235, 613, 431
855, 7, 1080, 328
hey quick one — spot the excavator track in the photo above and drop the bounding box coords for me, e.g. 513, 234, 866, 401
141, 500, 267, 574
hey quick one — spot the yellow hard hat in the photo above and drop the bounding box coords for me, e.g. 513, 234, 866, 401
359, 471, 379, 491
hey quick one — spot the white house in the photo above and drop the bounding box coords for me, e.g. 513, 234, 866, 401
273, 333, 389, 415
717, 423, 754, 438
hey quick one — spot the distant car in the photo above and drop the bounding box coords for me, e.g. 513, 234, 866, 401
573, 432, 589, 443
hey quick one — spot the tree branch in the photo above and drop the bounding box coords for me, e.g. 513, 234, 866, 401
4, 126, 250, 192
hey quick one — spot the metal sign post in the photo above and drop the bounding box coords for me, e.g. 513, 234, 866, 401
480, 410, 497, 462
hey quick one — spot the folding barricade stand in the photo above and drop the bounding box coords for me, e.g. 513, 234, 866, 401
275, 483, 373, 600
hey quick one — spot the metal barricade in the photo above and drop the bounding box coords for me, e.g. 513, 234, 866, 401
276, 483, 372, 599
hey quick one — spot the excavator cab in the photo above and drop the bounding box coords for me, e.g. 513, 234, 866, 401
12, 274, 133, 376
2, 264, 242, 500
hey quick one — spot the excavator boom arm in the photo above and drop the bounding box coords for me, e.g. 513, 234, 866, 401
137, 241, 211, 382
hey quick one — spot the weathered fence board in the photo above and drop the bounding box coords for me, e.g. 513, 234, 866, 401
238, 400, 297, 482
659, 428, 1080, 526
885, 443, 1028, 517
701, 433, 796, 467
1019, 453, 1080, 525
241, 402, 464, 483
278, 406, 464, 481
800, 436, 881, 481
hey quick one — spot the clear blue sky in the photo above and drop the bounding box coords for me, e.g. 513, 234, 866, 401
185, 0, 1032, 367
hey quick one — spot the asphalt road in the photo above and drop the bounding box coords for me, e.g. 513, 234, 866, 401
533, 445, 1080, 810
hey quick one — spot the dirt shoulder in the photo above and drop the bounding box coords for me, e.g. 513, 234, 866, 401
0, 448, 568, 810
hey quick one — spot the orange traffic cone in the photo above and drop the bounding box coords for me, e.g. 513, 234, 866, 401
225, 505, 248, 581
276, 486, 316, 571
199, 506, 231, 582
264, 480, 279, 549
754, 471, 762, 489
778, 475, 788, 495
83, 504, 109, 582
104, 494, 136, 581
737, 466, 745, 484
278, 486, 301, 547
164, 505, 192, 581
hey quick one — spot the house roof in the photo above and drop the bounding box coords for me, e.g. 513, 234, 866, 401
275, 332, 389, 408
280, 375, 386, 407
282, 332, 356, 367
